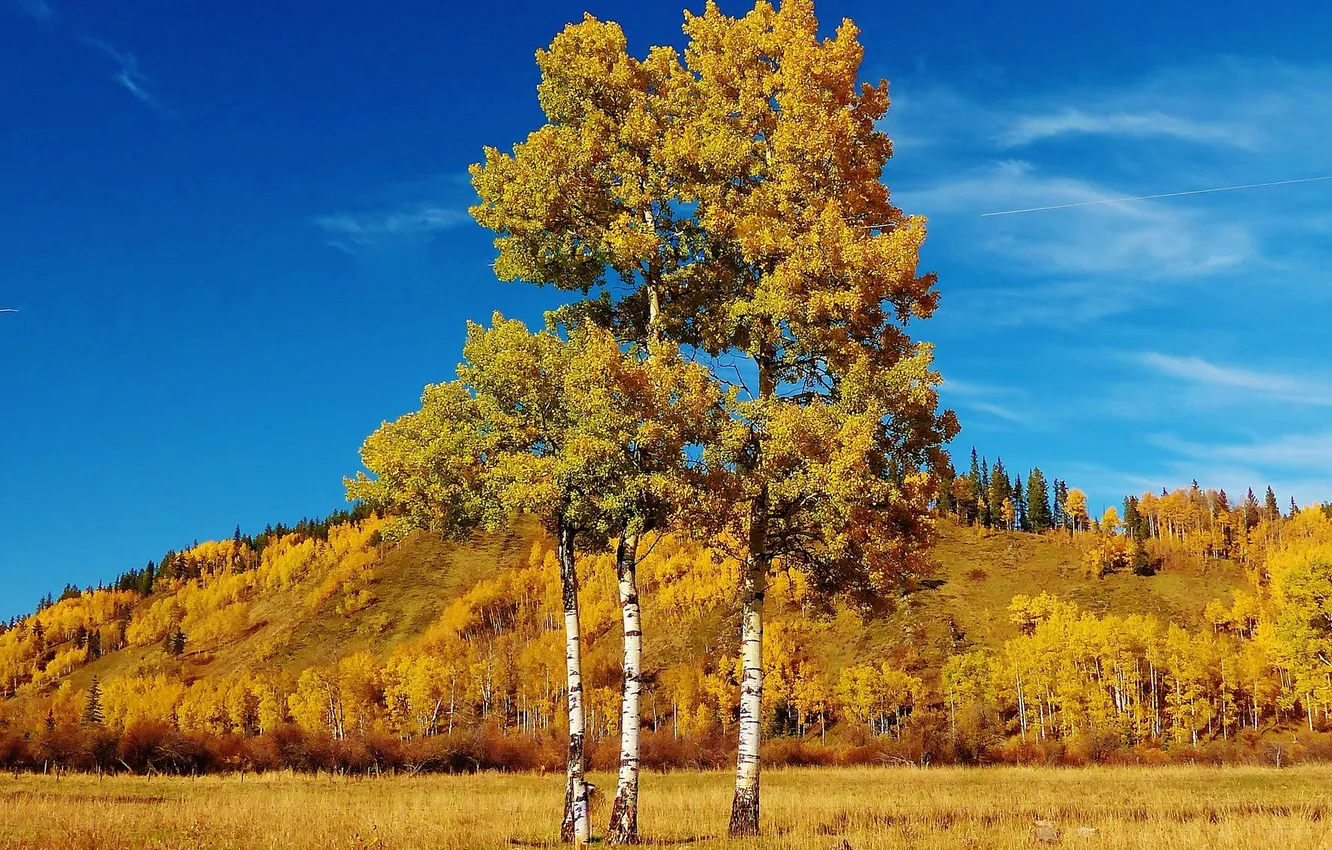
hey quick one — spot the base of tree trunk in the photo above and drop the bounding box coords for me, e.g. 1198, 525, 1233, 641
561, 777, 575, 842
728, 785, 760, 837
606, 789, 639, 844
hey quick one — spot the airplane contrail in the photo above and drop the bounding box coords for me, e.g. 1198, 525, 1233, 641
981, 175, 1332, 217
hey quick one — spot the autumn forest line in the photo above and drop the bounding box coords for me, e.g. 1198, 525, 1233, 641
3, 474, 1332, 776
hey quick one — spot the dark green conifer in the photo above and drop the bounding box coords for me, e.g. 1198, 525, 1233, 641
1027, 468, 1052, 530
83, 677, 104, 726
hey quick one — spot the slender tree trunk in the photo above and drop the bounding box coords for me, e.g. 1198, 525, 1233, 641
729, 347, 773, 839
730, 484, 769, 838
556, 519, 590, 847
608, 532, 643, 844
607, 281, 660, 843
1016, 671, 1028, 742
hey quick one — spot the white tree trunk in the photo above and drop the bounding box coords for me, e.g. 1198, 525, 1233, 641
608, 532, 643, 843
556, 520, 590, 847
730, 349, 773, 839
730, 488, 768, 838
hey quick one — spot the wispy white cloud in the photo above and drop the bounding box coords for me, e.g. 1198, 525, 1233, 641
939, 378, 1039, 426
998, 109, 1255, 148
315, 203, 468, 253
17, 4, 168, 113
886, 59, 1332, 508
966, 400, 1032, 425
84, 37, 166, 112
888, 60, 1332, 326
940, 378, 1013, 397
909, 160, 1254, 279
18, 0, 55, 22
1140, 353, 1332, 406
892, 59, 1324, 158
1156, 432, 1332, 470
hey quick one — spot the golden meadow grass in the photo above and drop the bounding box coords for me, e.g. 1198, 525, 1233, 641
1, 765, 1329, 849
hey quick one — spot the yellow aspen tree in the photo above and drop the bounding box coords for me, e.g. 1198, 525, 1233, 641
470, 16, 717, 841
348, 316, 720, 847
1065, 489, 1090, 533
1101, 506, 1121, 534
677, 2, 955, 832
470, 2, 954, 836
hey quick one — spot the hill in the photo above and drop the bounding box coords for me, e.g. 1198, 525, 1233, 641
41, 518, 1249, 704
4, 508, 1300, 776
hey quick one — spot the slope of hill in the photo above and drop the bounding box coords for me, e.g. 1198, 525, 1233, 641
44, 520, 546, 704
13, 504, 1332, 776
2, 516, 1254, 743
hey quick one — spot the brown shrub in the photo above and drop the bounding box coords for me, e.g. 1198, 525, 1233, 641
763, 738, 839, 767
638, 729, 731, 771
0, 732, 32, 771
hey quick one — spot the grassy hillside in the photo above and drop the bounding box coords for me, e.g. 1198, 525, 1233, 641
928, 523, 1246, 646
43, 518, 1245, 706
738, 522, 1248, 688
58, 521, 546, 696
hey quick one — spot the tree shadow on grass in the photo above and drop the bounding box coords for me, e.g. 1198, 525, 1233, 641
508, 837, 715, 847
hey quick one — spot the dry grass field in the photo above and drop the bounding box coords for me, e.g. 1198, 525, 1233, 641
1, 765, 1329, 849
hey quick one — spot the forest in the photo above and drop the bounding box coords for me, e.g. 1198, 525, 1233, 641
3, 482, 1331, 776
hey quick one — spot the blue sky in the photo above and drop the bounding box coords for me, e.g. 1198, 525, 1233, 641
3, 0, 1330, 617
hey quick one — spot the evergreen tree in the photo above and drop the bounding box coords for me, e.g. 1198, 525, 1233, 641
1130, 536, 1154, 576
1264, 486, 1280, 521
1027, 469, 1052, 530
1012, 474, 1028, 531
935, 462, 956, 517
968, 449, 984, 527
1290, 497, 1299, 517
164, 627, 186, 657
84, 629, 101, 663
1051, 479, 1067, 530
1123, 495, 1144, 539
158, 550, 177, 583
978, 457, 992, 527
83, 677, 104, 726
988, 458, 1011, 529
